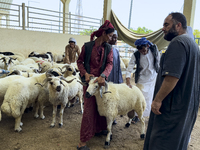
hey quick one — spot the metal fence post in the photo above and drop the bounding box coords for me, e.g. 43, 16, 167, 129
22, 3, 25, 30
69, 12, 71, 34
101, 18, 104, 25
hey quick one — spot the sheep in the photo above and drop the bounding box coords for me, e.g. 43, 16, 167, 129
33, 68, 63, 119
28, 52, 53, 62
61, 64, 83, 112
53, 52, 65, 63
34, 60, 53, 73
121, 58, 130, 68
85, 77, 146, 148
0, 52, 14, 55
8, 64, 39, 73
19, 58, 36, 65
9, 52, 26, 62
0, 69, 62, 131
6, 70, 36, 77
0, 57, 19, 70
0, 75, 26, 121
120, 57, 126, 71
37, 76, 76, 127
51, 62, 69, 72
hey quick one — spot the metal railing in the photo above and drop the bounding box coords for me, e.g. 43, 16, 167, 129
0, 2, 102, 34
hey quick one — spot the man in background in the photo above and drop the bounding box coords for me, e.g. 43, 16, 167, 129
108, 30, 123, 125
64, 37, 80, 64
126, 37, 160, 124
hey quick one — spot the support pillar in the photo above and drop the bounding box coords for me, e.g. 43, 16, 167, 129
61, 0, 71, 33
183, 0, 196, 29
103, 0, 112, 22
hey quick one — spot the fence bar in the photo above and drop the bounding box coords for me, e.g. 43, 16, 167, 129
18, 5, 20, 27
69, 12, 71, 34
22, 3, 25, 30
62, 3, 65, 33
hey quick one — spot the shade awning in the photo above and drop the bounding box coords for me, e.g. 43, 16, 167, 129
110, 10, 169, 50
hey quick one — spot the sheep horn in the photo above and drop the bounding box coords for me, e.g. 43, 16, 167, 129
7, 70, 21, 76
0, 57, 5, 61
60, 81, 65, 87
60, 76, 75, 83
99, 86, 103, 98
58, 67, 62, 72
62, 64, 70, 70
33, 69, 39, 73
36, 77, 52, 87
37, 63, 42, 72
77, 80, 88, 86
10, 57, 17, 60
75, 68, 79, 72
45, 69, 54, 77
35, 83, 44, 87
103, 82, 111, 94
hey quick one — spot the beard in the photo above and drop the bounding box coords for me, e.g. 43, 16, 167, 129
164, 25, 179, 41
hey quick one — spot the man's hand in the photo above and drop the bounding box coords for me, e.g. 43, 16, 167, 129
151, 99, 162, 115
126, 78, 132, 88
85, 72, 94, 83
94, 76, 105, 86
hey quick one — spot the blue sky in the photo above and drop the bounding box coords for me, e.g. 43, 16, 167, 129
14, 0, 200, 31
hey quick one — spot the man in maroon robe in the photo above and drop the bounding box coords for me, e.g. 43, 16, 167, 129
77, 20, 115, 150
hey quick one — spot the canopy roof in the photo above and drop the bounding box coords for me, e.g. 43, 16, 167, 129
110, 10, 169, 50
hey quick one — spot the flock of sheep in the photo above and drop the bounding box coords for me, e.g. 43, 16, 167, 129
0, 51, 145, 147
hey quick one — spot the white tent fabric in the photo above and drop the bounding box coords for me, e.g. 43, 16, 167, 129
110, 10, 169, 50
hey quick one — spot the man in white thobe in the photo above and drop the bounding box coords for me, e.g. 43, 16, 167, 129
126, 37, 160, 123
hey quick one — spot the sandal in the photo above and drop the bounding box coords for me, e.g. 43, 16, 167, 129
131, 116, 139, 124
77, 145, 90, 150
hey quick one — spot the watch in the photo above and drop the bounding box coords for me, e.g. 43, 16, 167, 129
100, 73, 106, 78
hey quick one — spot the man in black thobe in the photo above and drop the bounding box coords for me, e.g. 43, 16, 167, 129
143, 12, 200, 150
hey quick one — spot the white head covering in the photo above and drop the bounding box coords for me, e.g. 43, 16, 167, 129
69, 37, 76, 44
186, 26, 194, 40
113, 30, 118, 36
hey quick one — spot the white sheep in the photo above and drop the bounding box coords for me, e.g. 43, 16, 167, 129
62, 64, 83, 112
39, 76, 75, 127
85, 77, 146, 148
0, 56, 19, 70
121, 58, 130, 68
120, 57, 126, 71
53, 52, 65, 63
19, 58, 36, 65
8, 65, 39, 73
9, 52, 25, 62
33, 68, 63, 119
0, 75, 26, 121
0, 69, 62, 131
7, 70, 36, 77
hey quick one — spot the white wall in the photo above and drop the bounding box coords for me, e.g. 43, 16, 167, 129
0, 28, 90, 57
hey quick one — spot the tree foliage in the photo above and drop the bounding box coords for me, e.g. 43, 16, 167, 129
193, 29, 200, 38
130, 27, 153, 34
79, 27, 97, 35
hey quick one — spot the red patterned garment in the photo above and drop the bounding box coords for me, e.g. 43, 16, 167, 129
77, 41, 113, 143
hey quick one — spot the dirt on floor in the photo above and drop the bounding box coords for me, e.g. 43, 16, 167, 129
0, 74, 199, 150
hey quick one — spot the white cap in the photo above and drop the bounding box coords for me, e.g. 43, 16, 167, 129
113, 30, 118, 36
69, 37, 76, 44
186, 26, 194, 40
